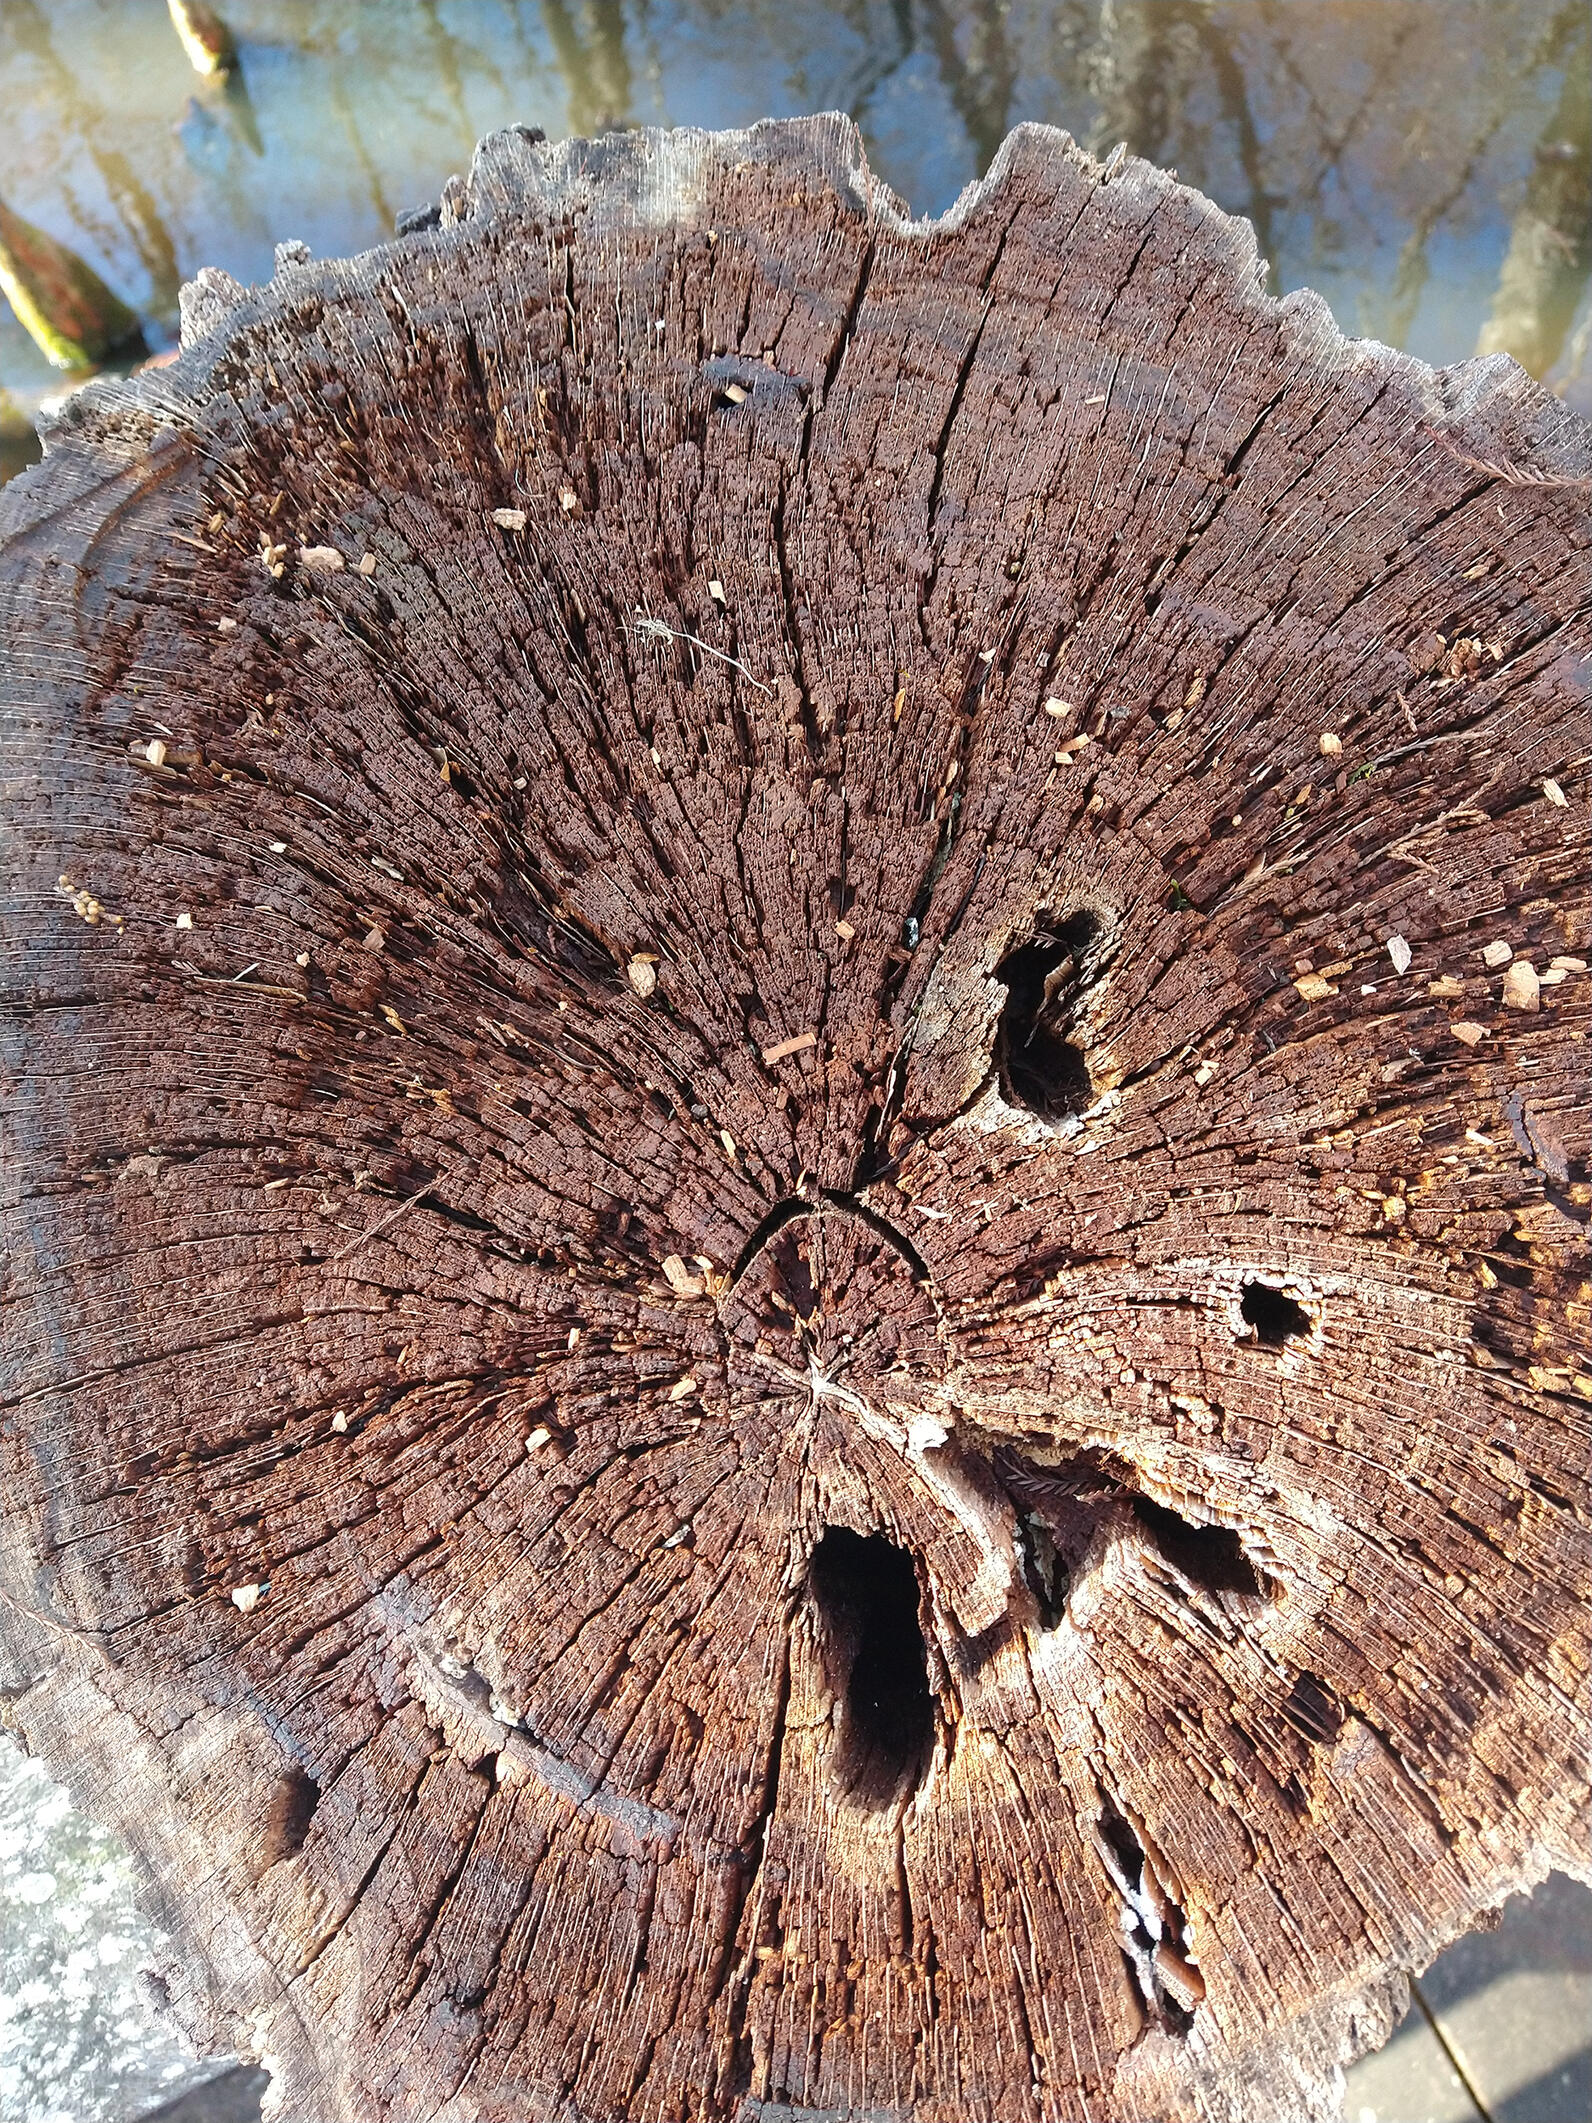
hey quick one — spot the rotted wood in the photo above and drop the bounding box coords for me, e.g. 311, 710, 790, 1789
1, 116, 1589, 2123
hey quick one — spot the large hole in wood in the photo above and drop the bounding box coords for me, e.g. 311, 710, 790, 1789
808, 1528, 932, 1807
1133, 1497, 1265, 1599
994, 910, 1101, 1119
1240, 1280, 1312, 1344
992, 1447, 1271, 1614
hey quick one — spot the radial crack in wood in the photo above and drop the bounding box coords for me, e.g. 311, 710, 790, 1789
1, 114, 1589, 2123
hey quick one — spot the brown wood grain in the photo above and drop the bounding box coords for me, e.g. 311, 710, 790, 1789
1, 116, 1588, 2123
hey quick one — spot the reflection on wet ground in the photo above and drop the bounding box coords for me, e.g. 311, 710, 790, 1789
1, 0, 1588, 479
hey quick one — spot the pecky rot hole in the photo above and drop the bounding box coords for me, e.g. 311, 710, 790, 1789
994, 909, 1103, 1119
259, 1764, 320, 1873
1239, 1279, 1312, 1345
807, 1528, 933, 1808
1093, 1802, 1204, 2034
991, 1448, 1274, 1624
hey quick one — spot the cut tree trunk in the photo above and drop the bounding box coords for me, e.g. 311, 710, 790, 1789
1, 117, 1589, 2123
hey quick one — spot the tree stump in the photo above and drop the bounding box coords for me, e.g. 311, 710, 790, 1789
1, 116, 1589, 2123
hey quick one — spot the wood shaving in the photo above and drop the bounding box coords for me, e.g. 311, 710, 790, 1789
761, 1031, 817, 1064
1501, 961, 1540, 1011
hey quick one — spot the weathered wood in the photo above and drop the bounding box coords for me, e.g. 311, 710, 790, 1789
1, 116, 1589, 2123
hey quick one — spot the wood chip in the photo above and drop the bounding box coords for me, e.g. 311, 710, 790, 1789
1153, 1941, 1205, 2010
1044, 698, 1075, 717
358, 552, 377, 576
708, 579, 726, 604
1481, 939, 1513, 968
661, 1254, 704, 1297
1549, 955, 1586, 973
1450, 1021, 1487, 1045
558, 488, 578, 512
216, 615, 238, 631
1427, 975, 1465, 999
1542, 778, 1567, 807
721, 382, 747, 404
362, 926, 385, 952
834, 918, 855, 941
175, 911, 193, 931
1318, 731, 1342, 757
627, 955, 658, 998
525, 1425, 552, 1453
668, 1376, 697, 1402
492, 507, 527, 530
761, 1031, 817, 1065
1294, 973, 1338, 1001
298, 545, 345, 571
1501, 960, 1540, 1011
1386, 935, 1412, 974
229, 1584, 266, 1613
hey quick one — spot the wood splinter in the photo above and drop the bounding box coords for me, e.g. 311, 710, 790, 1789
1, 115, 1588, 2123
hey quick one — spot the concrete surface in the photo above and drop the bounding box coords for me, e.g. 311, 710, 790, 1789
0, 1740, 241, 2123
2, 1731, 1587, 2121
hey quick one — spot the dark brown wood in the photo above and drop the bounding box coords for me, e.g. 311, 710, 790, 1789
2, 116, 1589, 2123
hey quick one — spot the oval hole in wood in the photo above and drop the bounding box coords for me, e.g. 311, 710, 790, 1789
808, 1527, 933, 1807
260, 1765, 320, 1871
994, 910, 1101, 1118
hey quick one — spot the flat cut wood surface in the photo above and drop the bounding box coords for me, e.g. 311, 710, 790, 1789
1, 116, 1589, 2123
